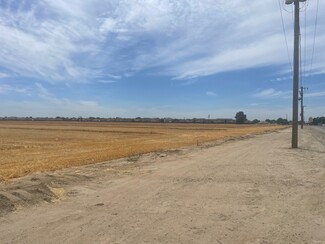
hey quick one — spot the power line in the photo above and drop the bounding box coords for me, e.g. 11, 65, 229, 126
309, 0, 319, 74
299, 33, 302, 87
278, 0, 293, 72
303, 4, 307, 87
281, 0, 294, 14
299, 1, 308, 12
299, 6, 307, 127
298, 0, 308, 88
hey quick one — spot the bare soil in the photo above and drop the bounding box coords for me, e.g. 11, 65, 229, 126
0, 127, 325, 243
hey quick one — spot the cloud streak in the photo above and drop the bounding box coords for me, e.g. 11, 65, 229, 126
1, 0, 323, 84
0, 84, 30, 94
254, 88, 291, 99
0, 72, 10, 79
206, 91, 217, 97
305, 91, 325, 98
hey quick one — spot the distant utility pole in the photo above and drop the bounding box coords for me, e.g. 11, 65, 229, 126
299, 86, 307, 129
285, 0, 306, 148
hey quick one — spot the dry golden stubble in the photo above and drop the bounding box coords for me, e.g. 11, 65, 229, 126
0, 121, 284, 181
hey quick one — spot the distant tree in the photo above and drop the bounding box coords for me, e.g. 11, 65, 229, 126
235, 111, 247, 124
265, 119, 277, 124
312, 117, 325, 125
276, 118, 289, 125
252, 119, 260, 124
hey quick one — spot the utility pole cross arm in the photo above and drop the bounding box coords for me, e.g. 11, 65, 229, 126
285, 0, 306, 4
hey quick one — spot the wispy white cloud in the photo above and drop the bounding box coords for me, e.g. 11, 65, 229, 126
254, 88, 291, 99
173, 34, 289, 79
305, 91, 325, 98
0, 0, 324, 83
206, 91, 217, 97
34, 82, 69, 104
249, 103, 262, 107
271, 76, 292, 82
96, 80, 117, 84
34, 82, 101, 113
35, 83, 52, 97
0, 72, 10, 79
79, 100, 98, 107
0, 100, 106, 118
0, 0, 100, 83
0, 84, 30, 94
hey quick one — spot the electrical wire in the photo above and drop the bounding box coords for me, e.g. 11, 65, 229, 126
282, 0, 293, 13
299, 33, 302, 88
303, 3, 308, 107
278, 0, 293, 72
303, 4, 307, 84
299, 1, 308, 12
302, 0, 311, 121
309, 0, 319, 75
300, 1, 307, 88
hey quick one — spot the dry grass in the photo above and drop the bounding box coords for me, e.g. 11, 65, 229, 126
0, 121, 284, 181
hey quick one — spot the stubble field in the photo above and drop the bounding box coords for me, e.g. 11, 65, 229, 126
0, 121, 284, 181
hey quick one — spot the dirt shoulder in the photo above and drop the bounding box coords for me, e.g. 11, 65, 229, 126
1, 128, 325, 244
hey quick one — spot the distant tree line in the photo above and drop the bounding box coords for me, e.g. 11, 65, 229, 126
235, 111, 289, 125
0, 116, 237, 124
264, 118, 289, 125
0, 113, 299, 126
311, 117, 325, 125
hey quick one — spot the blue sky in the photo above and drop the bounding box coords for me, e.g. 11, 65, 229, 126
0, 0, 324, 120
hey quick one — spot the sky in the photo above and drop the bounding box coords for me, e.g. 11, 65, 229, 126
0, 0, 324, 120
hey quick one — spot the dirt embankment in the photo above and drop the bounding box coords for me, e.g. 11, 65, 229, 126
1, 127, 325, 244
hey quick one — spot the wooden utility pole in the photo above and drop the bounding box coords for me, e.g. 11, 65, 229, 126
285, 0, 306, 148
299, 86, 307, 129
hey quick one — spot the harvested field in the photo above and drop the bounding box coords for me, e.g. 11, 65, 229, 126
0, 121, 284, 181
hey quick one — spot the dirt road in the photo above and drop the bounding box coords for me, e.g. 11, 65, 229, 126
309, 125, 325, 146
1, 128, 325, 243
